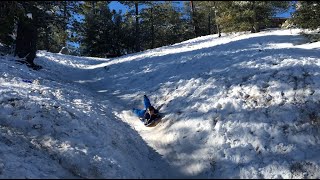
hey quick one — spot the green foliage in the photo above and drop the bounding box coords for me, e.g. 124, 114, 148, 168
292, 1, 320, 30
188, 1, 220, 36
0, 0, 303, 58
217, 1, 250, 32
217, 1, 291, 33
0, 4, 13, 45
0, 1, 80, 53
140, 1, 186, 50
76, 1, 129, 57
79, 2, 111, 56
35, 1, 69, 52
0, 2, 21, 46
121, 12, 136, 54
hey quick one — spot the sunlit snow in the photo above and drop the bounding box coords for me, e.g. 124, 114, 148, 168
1, 28, 320, 178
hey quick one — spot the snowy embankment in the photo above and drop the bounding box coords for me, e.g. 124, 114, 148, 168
0, 54, 177, 178
113, 29, 320, 178
1, 28, 320, 178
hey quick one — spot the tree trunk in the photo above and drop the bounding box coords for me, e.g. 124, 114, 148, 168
15, 16, 37, 66
115, 19, 121, 56
208, 9, 211, 35
251, 1, 259, 33
45, 26, 50, 51
190, 1, 198, 37
14, 2, 41, 69
135, 2, 140, 52
213, 2, 221, 37
63, 0, 68, 47
150, 5, 154, 49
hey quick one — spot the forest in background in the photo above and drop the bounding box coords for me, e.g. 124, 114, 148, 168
0, 1, 319, 67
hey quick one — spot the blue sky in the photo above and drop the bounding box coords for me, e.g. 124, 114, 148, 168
108, 1, 184, 13
109, 1, 296, 18
68, 1, 295, 48
276, 1, 296, 18
109, 1, 126, 13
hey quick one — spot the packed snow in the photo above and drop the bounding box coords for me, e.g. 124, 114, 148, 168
1, 28, 320, 178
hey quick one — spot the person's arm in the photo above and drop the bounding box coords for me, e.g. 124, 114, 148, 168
133, 109, 146, 118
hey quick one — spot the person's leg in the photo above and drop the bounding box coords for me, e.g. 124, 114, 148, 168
143, 95, 152, 109
133, 108, 146, 119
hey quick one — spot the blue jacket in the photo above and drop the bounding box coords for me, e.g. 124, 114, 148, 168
132, 95, 159, 121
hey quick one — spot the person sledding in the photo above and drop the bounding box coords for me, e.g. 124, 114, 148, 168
132, 95, 161, 126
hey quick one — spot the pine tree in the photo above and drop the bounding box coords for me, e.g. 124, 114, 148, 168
36, 1, 65, 53
191, 1, 222, 37
292, 1, 320, 30
14, 1, 55, 69
0, 2, 20, 47
1, 1, 77, 66
77, 1, 114, 57
140, 1, 156, 49
161, 1, 185, 45
121, 12, 136, 54
216, 1, 291, 33
190, 1, 198, 37
112, 10, 125, 56
121, 1, 147, 52
140, 1, 185, 50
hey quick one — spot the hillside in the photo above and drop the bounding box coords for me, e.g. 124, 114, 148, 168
1, 28, 320, 178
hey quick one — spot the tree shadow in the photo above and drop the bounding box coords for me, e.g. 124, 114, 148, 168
151, 96, 320, 178
33, 31, 320, 178
87, 33, 313, 94
0, 57, 187, 178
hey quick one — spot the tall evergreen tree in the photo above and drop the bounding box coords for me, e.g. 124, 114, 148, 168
191, 1, 222, 37
121, 11, 136, 54
121, 1, 147, 52
53, 1, 79, 50
111, 10, 125, 56
292, 1, 320, 30
190, 1, 199, 37
211, 1, 222, 37
139, 1, 156, 49
140, 1, 185, 50
14, 1, 56, 68
77, 1, 113, 57
180, 2, 196, 40
1, 1, 78, 65
0, 2, 20, 47
36, 1, 64, 53
217, 1, 291, 33
160, 1, 185, 45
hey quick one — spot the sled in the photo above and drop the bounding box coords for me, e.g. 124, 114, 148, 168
144, 113, 164, 127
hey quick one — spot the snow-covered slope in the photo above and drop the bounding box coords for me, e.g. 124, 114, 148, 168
0, 54, 178, 178
1, 28, 320, 178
